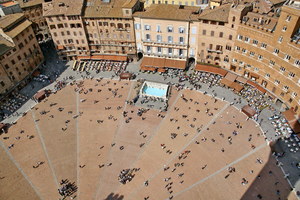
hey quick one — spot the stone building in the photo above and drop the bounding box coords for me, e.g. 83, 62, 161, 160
143, 0, 209, 9
82, 0, 142, 61
0, 13, 44, 97
134, 4, 199, 70
43, 0, 88, 61
232, 0, 300, 115
16, 0, 50, 42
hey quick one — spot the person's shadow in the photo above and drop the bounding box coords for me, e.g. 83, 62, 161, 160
105, 193, 124, 200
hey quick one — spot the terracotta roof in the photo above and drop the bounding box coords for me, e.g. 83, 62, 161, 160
43, 0, 84, 17
84, 0, 138, 18
4, 19, 31, 38
133, 4, 200, 21
242, 105, 256, 118
242, 12, 277, 30
0, 13, 24, 29
16, 0, 44, 8
195, 64, 227, 76
198, 4, 231, 22
0, 35, 14, 56
283, 109, 300, 134
0, 1, 17, 7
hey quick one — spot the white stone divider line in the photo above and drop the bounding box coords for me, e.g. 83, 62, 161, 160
111, 89, 184, 196
76, 90, 80, 200
30, 109, 59, 189
93, 80, 136, 200
0, 138, 43, 200
127, 101, 230, 200
167, 142, 267, 200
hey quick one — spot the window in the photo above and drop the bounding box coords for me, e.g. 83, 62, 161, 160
24, 39, 28, 44
265, 73, 270, 78
209, 44, 213, 49
120, 34, 123, 39
284, 54, 291, 61
258, 55, 263, 60
286, 15, 291, 22
185, 1, 188, 5
4, 64, 9, 69
242, 48, 247, 54
67, 31, 70, 35
70, 24, 76, 28
225, 45, 231, 51
11, 60, 15, 65
68, 39, 73, 44
246, 64, 251, 68
278, 36, 283, 43
254, 67, 259, 72
269, 60, 275, 66
201, 42, 205, 46
289, 72, 295, 78
157, 25, 161, 32
190, 49, 195, 56
113, 34, 116, 39
167, 26, 173, 33
157, 47, 162, 54
146, 34, 151, 41
179, 49, 184, 56
17, 55, 21, 60
179, 37, 184, 44
294, 59, 300, 67
165, 1, 168, 4
237, 35, 243, 40
168, 36, 173, 43
134, 23, 140, 30
283, 85, 289, 91
273, 48, 279, 54
224, 57, 229, 63
179, 27, 185, 34
0, 81, 4, 87
61, 31, 65, 36
146, 46, 151, 53
79, 31, 82, 36
106, 33, 109, 38
145, 25, 151, 31
261, 43, 267, 48
23, 52, 27, 57
104, 22, 108, 26
192, 27, 197, 34
232, 58, 237, 63
99, 22, 102, 26
244, 37, 250, 43
239, 61, 244, 66
28, 35, 33, 40
210, 31, 214, 36
127, 34, 130, 39
235, 46, 240, 51
191, 37, 195, 44
229, 35, 232, 40
275, 79, 280, 85
280, 66, 285, 73
136, 32, 140, 39
219, 32, 223, 37
292, 92, 297, 97
64, 23, 68, 28
250, 51, 255, 57
280, 92, 285, 97
168, 48, 173, 54
252, 40, 258, 45
202, 30, 206, 35
282, 26, 287, 31
6, 51, 11, 56
18, 43, 24, 49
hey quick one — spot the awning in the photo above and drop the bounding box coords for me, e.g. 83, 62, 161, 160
241, 105, 256, 118
229, 82, 244, 92
224, 72, 237, 82
91, 55, 104, 60
115, 56, 127, 61
247, 80, 266, 94
141, 57, 165, 68
140, 66, 156, 71
157, 68, 166, 73
220, 78, 233, 87
251, 72, 259, 79
195, 64, 227, 76
267, 92, 275, 99
57, 45, 64, 50
34, 90, 46, 101
236, 76, 247, 84
165, 59, 186, 69
78, 56, 91, 60
103, 55, 116, 60
32, 70, 40, 77
283, 109, 300, 134
120, 73, 132, 80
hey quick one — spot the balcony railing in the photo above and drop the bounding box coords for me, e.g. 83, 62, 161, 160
206, 48, 223, 54
142, 40, 187, 47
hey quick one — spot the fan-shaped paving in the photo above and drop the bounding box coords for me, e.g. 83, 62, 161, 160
0, 79, 296, 200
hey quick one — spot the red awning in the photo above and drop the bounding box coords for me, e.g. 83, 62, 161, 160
78, 56, 91, 60
247, 80, 266, 94
57, 45, 64, 50
34, 90, 46, 101
140, 66, 156, 71
141, 57, 165, 68
224, 72, 237, 82
229, 82, 244, 92
220, 78, 233, 87
236, 76, 247, 84
283, 109, 300, 134
91, 55, 104, 60
241, 105, 256, 118
195, 64, 227, 76
165, 59, 186, 69
32, 70, 40, 77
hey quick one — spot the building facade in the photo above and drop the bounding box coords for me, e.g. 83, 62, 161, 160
0, 13, 44, 97
16, 0, 50, 42
134, 4, 198, 69
143, 0, 209, 9
232, 0, 300, 115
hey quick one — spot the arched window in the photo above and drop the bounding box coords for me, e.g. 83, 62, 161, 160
232, 16, 236, 22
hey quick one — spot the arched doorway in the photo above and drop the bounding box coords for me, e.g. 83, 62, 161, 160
36, 33, 44, 41
188, 57, 195, 65
137, 52, 143, 61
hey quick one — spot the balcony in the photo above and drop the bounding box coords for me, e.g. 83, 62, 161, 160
206, 48, 223, 54
141, 40, 187, 48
